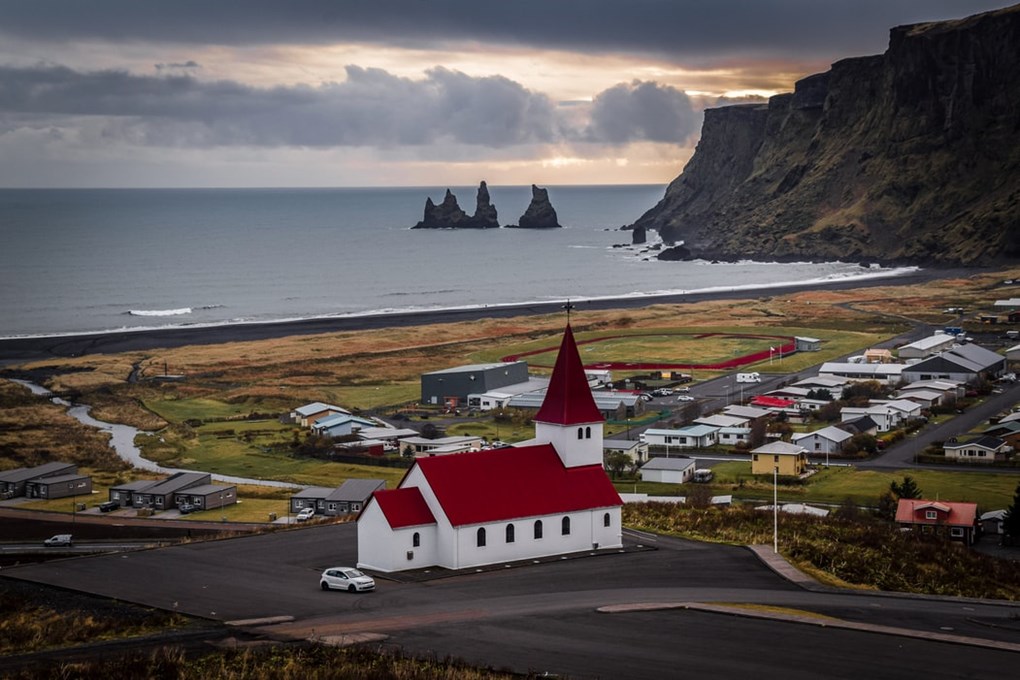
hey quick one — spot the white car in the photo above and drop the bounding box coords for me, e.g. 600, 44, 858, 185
320, 567, 375, 593
295, 508, 316, 522
676, 395, 695, 402
43, 534, 73, 547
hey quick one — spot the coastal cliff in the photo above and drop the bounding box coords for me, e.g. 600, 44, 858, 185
631, 5, 1020, 266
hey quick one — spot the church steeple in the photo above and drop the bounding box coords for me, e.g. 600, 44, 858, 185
534, 324, 604, 468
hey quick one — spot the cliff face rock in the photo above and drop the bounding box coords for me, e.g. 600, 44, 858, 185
510, 185, 562, 229
631, 5, 1020, 266
413, 182, 499, 229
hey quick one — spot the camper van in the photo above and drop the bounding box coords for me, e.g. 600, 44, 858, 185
736, 372, 761, 383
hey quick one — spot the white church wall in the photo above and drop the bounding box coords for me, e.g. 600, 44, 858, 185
590, 507, 623, 550
534, 419, 603, 468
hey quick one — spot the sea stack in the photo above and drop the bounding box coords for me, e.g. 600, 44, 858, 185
510, 184, 561, 229
412, 182, 499, 229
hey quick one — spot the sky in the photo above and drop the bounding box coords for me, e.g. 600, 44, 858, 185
0, 1, 1014, 188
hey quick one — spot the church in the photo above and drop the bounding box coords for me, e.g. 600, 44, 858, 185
357, 324, 624, 572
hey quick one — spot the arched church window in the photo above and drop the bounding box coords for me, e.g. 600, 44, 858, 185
412, 532, 420, 547
477, 527, 486, 547
577, 427, 584, 439
506, 524, 515, 543
603, 513, 611, 527
561, 516, 571, 535
534, 520, 543, 539
585, 426, 592, 439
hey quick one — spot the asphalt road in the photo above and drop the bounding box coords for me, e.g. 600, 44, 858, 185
4, 522, 1019, 678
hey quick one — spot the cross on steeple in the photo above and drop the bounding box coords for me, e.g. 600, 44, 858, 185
562, 299, 575, 323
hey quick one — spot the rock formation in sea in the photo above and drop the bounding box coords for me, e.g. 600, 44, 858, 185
508, 185, 562, 229
628, 4, 1020, 266
412, 181, 499, 229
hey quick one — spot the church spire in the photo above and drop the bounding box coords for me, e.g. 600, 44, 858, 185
534, 324, 603, 426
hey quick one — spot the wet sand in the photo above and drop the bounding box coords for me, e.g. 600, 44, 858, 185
0, 268, 956, 364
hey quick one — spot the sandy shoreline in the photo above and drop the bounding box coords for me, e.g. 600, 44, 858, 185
0, 267, 959, 364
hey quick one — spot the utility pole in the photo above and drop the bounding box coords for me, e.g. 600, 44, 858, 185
773, 466, 779, 554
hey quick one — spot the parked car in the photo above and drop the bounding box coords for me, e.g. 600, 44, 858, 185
98, 500, 119, 512
178, 503, 196, 515
320, 566, 375, 593
296, 507, 316, 522
43, 534, 73, 547
676, 395, 695, 402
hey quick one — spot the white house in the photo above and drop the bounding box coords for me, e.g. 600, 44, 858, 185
602, 439, 649, 465
357, 325, 623, 573
640, 457, 696, 484
871, 399, 924, 421
641, 425, 718, 450
818, 362, 904, 385
791, 425, 853, 455
943, 436, 1008, 463
291, 402, 350, 427
716, 426, 751, 446
896, 334, 957, 360
840, 404, 904, 432
401, 435, 484, 457
694, 414, 748, 429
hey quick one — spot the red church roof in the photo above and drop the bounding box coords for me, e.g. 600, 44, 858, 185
370, 486, 437, 528
534, 324, 604, 425
415, 444, 621, 526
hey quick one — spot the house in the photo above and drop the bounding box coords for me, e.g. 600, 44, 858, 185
173, 484, 237, 511
943, 435, 1009, 463
838, 415, 879, 436
694, 414, 748, 429
750, 395, 799, 415
357, 325, 623, 573
901, 343, 1007, 384
641, 425, 718, 451
893, 389, 944, 409
640, 456, 696, 484
129, 472, 212, 510
469, 375, 551, 410
791, 426, 853, 456
897, 334, 957, 360
24, 473, 92, 500
898, 379, 965, 399
0, 462, 78, 498
1007, 343, 1020, 361
982, 420, 1020, 448
872, 399, 924, 421
840, 405, 903, 432
895, 499, 978, 544
108, 479, 161, 507
402, 436, 484, 457
507, 390, 644, 420
421, 361, 530, 407
291, 402, 350, 427
356, 426, 419, 449
864, 348, 894, 364
794, 337, 821, 352
980, 509, 1007, 536
291, 479, 386, 516
602, 439, 649, 466
721, 405, 772, 422
818, 362, 904, 385
792, 375, 849, 399
750, 441, 808, 476
311, 413, 378, 438
716, 426, 751, 446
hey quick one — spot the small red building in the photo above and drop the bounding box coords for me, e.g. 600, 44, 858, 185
895, 499, 978, 544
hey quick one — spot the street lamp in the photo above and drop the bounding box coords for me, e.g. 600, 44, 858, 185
773, 466, 779, 554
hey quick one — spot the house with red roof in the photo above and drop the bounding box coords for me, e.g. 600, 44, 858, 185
895, 498, 979, 544
357, 325, 624, 572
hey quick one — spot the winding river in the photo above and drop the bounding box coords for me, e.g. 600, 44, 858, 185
11, 379, 297, 489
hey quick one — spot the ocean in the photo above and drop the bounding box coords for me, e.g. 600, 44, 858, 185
0, 186, 914, 338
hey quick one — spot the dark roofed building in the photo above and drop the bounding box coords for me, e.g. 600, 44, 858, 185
0, 462, 78, 498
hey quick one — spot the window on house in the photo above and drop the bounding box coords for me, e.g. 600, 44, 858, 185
585, 426, 591, 439
412, 532, 420, 548
506, 524, 515, 543
477, 527, 486, 547
561, 516, 571, 535
925, 510, 937, 520
774, 455, 780, 462
577, 427, 584, 439
534, 520, 543, 539
603, 513, 611, 527
950, 527, 964, 538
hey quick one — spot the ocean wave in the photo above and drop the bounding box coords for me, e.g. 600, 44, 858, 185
126, 307, 193, 317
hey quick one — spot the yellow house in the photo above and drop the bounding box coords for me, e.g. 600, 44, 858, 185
751, 441, 808, 476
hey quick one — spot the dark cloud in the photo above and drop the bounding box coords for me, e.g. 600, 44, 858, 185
588, 81, 698, 145
0, 1, 1011, 62
0, 64, 687, 149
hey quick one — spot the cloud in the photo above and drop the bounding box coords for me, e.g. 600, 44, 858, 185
0, 1, 1010, 62
0, 63, 694, 150
155, 61, 200, 72
588, 80, 698, 145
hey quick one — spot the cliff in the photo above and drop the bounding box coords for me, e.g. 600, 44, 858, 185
631, 4, 1020, 266
508, 185, 562, 229
413, 182, 499, 229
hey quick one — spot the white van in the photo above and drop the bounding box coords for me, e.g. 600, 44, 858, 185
736, 372, 761, 383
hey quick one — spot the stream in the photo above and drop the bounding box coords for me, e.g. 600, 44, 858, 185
10, 379, 298, 489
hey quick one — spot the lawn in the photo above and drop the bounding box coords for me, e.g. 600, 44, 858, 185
702, 462, 1018, 509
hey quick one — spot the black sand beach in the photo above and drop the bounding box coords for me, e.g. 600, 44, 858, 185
0, 268, 956, 364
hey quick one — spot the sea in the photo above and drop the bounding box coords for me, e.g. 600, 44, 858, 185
0, 186, 916, 338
